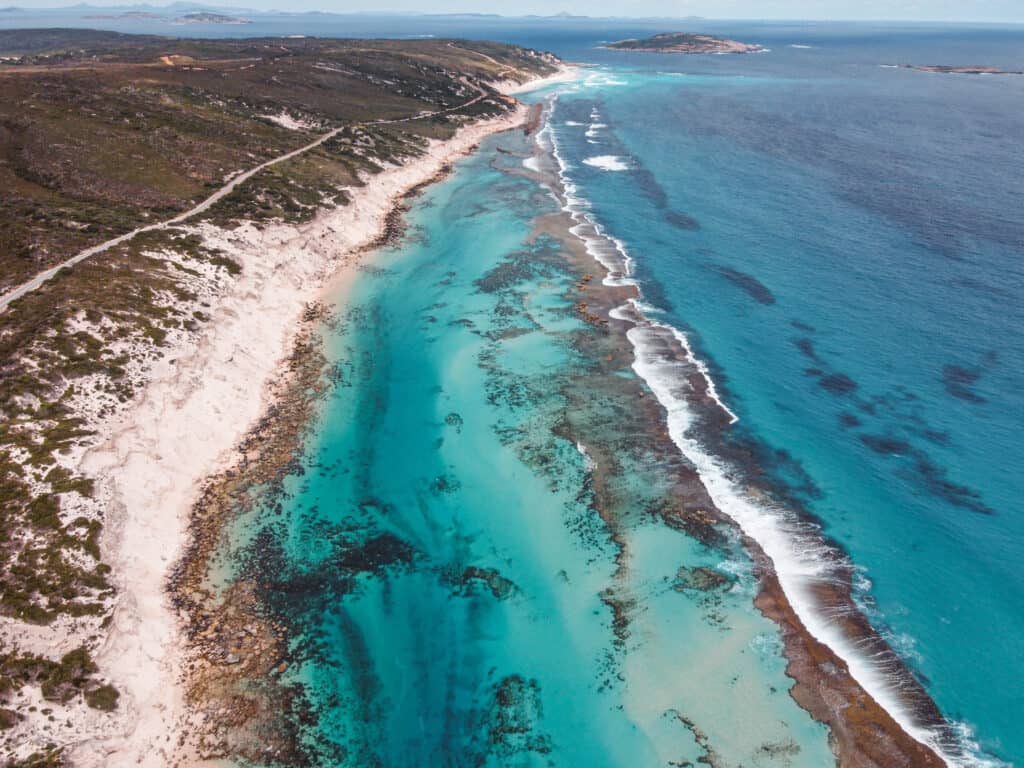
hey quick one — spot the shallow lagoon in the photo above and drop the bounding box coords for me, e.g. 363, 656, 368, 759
219, 130, 836, 766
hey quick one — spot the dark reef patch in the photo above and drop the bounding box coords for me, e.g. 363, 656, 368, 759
912, 456, 993, 515
480, 675, 553, 764
714, 266, 776, 305
793, 337, 821, 362
633, 167, 669, 208
855, 436, 993, 514
941, 364, 987, 404
818, 373, 859, 396
666, 210, 701, 230
839, 412, 862, 428
860, 435, 912, 455
443, 565, 517, 600
674, 566, 734, 593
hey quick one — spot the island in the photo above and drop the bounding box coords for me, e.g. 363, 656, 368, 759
900, 64, 1022, 75
602, 32, 765, 55
174, 11, 252, 24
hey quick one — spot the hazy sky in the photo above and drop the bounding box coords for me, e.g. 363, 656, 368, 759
12, 0, 1024, 22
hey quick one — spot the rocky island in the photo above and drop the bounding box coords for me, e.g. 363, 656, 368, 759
602, 32, 765, 55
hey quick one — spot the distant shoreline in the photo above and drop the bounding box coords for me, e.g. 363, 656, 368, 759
900, 63, 1023, 75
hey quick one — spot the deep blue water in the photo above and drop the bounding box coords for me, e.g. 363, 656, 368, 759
525, 27, 1024, 766
95, 16, 1024, 766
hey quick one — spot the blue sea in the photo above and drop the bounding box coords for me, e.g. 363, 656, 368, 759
85, 17, 1019, 767
523, 28, 1024, 765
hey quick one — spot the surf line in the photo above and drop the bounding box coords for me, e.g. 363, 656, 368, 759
534, 90, 969, 767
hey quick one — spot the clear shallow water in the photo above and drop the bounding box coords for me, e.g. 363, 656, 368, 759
223, 135, 838, 765
185, 22, 1024, 767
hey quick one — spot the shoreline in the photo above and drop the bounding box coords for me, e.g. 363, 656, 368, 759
36, 76, 550, 766
17, 58, 954, 765
528, 93, 952, 766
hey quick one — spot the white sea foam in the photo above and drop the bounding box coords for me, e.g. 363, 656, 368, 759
575, 441, 597, 473
622, 317, 959, 761
565, 120, 584, 126
535, 89, 991, 768
789, 44, 815, 49
522, 156, 541, 172
583, 155, 629, 171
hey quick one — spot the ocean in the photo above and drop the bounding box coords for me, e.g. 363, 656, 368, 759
158, 21, 1022, 767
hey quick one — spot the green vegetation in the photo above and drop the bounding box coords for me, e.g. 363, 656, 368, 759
83, 684, 119, 711
8, 749, 66, 768
0, 30, 556, 292
0, 29, 556, 626
603, 32, 763, 54
0, 646, 116, 711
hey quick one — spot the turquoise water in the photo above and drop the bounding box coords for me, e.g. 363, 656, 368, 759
531, 35, 1023, 766
212, 25, 1024, 768
227, 133, 839, 765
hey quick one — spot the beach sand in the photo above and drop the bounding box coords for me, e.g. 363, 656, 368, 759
9, 79, 559, 766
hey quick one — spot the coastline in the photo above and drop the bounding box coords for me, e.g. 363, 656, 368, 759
12, 59, 954, 766
18, 77, 551, 766
528, 95, 952, 766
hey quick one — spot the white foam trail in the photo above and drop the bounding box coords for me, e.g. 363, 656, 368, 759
583, 155, 629, 172
575, 441, 597, 473
536, 90, 992, 768
622, 318, 946, 750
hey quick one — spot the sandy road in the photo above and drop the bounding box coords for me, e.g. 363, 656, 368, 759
0, 76, 495, 313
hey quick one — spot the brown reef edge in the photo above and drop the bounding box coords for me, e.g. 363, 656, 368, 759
520, 109, 950, 767
178, 97, 956, 767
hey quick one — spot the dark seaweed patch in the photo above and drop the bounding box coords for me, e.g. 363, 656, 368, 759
442, 565, 517, 600
481, 675, 553, 763
444, 412, 463, 432
715, 266, 776, 305
665, 210, 701, 231
791, 319, 816, 333
673, 566, 733, 593
633, 167, 669, 207
334, 533, 416, 573
794, 337, 821, 362
921, 429, 951, 447
912, 457, 993, 515
839, 413, 862, 428
941, 364, 987, 404
859, 435, 912, 455
856, 436, 994, 514
818, 373, 858, 396
475, 246, 557, 293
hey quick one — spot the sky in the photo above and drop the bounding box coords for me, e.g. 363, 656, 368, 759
7, 0, 1024, 22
